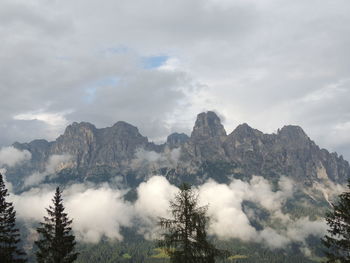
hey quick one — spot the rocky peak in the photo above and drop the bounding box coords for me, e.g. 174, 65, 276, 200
98, 121, 148, 146
8, 113, 350, 188
167, 133, 189, 148
50, 122, 98, 167
277, 125, 311, 148
64, 122, 97, 135
181, 112, 227, 162
108, 121, 143, 137
13, 139, 50, 151
56, 122, 97, 146
95, 121, 149, 165
278, 125, 308, 138
191, 111, 226, 140
228, 123, 263, 140
223, 123, 266, 164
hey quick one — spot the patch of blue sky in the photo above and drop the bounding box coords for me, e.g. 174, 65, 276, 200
95, 77, 119, 86
84, 87, 97, 103
83, 77, 119, 103
141, 55, 169, 69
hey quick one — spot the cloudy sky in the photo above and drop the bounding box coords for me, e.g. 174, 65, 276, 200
1, 0, 350, 159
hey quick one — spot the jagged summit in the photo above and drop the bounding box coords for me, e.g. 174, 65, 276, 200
229, 123, 263, 139
8, 112, 350, 189
167, 133, 189, 149
278, 125, 309, 140
64, 121, 97, 133
111, 121, 139, 130
191, 111, 226, 140
182, 111, 227, 162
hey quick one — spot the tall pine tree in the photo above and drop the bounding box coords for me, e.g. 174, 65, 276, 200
322, 180, 350, 262
35, 187, 78, 263
159, 183, 226, 263
0, 173, 26, 263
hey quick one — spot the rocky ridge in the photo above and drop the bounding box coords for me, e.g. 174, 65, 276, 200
9, 111, 350, 188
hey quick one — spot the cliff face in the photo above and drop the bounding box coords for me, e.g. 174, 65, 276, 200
10, 111, 350, 187
180, 111, 227, 163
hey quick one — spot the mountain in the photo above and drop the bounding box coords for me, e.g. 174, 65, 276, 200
7, 111, 350, 191
5, 111, 350, 262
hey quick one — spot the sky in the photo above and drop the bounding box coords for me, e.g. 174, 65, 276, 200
1, 0, 350, 159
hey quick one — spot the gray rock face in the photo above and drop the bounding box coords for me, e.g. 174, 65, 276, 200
181, 111, 228, 163
51, 122, 98, 168
222, 123, 349, 183
191, 111, 227, 140
166, 133, 189, 149
14, 121, 150, 175
10, 111, 350, 186
94, 121, 149, 167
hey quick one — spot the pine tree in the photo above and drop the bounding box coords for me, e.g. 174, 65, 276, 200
322, 180, 350, 262
159, 183, 226, 263
35, 187, 78, 263
0, 173, 26, 263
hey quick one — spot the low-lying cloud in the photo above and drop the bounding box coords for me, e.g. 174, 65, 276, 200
131, 148, 181, 171
23, 154, 73, 187
65, 185, 133, 243
134, 176, 178, 239
0, 146, 31, 167
11, 183, 134, 243
8, 175, 330, 253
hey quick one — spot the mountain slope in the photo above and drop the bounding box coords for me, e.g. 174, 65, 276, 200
7, 111, 349, 190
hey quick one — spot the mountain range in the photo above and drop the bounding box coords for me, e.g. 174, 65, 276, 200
4, 111, 350, 262
7, 111, 349, 191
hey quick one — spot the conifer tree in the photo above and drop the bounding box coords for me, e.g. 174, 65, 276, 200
0, 173, 26, 263
159, 183, 226, 263
322, 180, 350, 262
35, 187, 78, 263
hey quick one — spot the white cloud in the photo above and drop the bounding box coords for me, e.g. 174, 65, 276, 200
258, 227, 290, 248
24, 154, 73, 187
134, 176, 178, 239
158, 57, 181, 71
286, 217, 327, 243
14, 110, 71, 127
196, 176, 324, 249
0, 146, 31, 167
11, 183, 134, 243
133, 175, 327, 250
198, 180, 257, 241
11, 186, 54, 222
6, 175, 336, 250
132, 148, 181, 171
65, 185, 133, 243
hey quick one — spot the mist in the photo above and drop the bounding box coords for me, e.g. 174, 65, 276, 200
23, 154, 73, 187
6, 174, 331, 252
0, 146, 31, 167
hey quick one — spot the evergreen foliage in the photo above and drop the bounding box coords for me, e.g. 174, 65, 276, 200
0, 173, 26, 262
35, 187, 78, 263
322, 180, 350, 262
159, 183, 226, 263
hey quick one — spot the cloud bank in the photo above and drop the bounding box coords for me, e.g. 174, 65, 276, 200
131, 148, 181, 172
23, 154, 73, 187
11, 183, 134, 243
9, 175, 329, 253
0, 146, 31, 167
